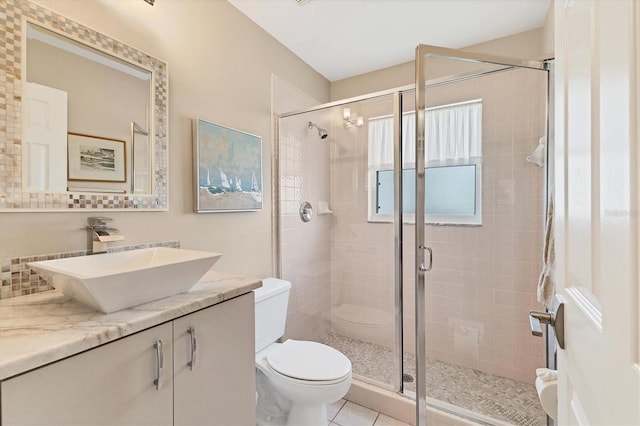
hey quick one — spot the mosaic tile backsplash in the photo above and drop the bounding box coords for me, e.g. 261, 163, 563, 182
0, 240, 180, 300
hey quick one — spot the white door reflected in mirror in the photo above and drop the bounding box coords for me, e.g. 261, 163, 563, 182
22, 82, 67, 193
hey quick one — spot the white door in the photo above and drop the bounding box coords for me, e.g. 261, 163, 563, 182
554, 0, 640, 424
22, 82, 68, 192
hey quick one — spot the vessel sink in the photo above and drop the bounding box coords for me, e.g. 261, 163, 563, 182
29, 247, 222, 313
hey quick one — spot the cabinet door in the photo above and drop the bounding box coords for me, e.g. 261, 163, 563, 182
1, 323, 173, 426
174, 293, 256, 426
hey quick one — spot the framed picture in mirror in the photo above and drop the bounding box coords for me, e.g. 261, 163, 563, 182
67, 133, 126, 183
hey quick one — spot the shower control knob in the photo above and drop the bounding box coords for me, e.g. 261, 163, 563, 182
299, 201, 313, 223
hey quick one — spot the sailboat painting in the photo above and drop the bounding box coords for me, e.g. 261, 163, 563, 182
193, 118, 262, 212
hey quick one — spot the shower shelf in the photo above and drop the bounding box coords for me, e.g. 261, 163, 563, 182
317, 201, 333, 215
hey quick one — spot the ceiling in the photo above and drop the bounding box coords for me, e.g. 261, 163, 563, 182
228, 0, 551, 82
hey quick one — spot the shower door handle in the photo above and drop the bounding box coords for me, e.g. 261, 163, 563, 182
418, 245, 432, 272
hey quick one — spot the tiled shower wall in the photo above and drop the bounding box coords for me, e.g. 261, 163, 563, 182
273, 75, 331, 342
421, 68, 547, 383
330, 68, 547, 384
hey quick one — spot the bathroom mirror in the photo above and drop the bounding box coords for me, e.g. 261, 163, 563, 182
1, 1, 168, 211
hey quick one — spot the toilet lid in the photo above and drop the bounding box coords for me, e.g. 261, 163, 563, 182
266, 340, 352, 381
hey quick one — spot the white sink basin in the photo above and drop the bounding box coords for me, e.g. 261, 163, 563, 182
29, 247, 222, 313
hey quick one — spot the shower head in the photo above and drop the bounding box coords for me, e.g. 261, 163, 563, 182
308, 121, 328, 139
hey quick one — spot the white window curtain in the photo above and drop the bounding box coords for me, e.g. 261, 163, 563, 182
368, 100, 482, 170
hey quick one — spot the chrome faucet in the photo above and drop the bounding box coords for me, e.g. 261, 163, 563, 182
87, 217, 124, 254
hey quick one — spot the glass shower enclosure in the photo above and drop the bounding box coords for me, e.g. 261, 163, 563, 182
276, 45, 550, 426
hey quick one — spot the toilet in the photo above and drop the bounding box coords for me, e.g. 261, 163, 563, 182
254, 278, 352, 426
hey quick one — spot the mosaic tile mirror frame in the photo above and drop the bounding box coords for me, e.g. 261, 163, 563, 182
0, 0, 168, 211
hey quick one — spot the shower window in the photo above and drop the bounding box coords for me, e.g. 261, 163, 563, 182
376, 163, 479, 218
368, 100, 482, 225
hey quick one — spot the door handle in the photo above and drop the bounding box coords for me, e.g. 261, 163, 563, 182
529, 298, 565, 349
529, 311, 553, 336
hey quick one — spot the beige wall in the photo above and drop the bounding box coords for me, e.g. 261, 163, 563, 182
541, 3, 555, 57
1, 0, 330, 278
330, 28, 546, 101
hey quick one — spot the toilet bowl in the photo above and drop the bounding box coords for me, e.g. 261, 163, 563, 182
257, 340, 352, 425
254, 278, 352, 426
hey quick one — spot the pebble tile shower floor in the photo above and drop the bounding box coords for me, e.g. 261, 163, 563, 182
323, 333, 546, 426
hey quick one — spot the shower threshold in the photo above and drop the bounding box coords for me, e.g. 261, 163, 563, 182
322, 333, 546, 426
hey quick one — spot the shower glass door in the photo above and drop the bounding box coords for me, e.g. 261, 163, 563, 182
322, 94, 399, 390
278, 92, 406, 392
411, 46, 550, 425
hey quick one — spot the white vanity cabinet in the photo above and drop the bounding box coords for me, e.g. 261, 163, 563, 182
173, 292, 255, 425
0, 293, 255, 426
1, 322, 174, 425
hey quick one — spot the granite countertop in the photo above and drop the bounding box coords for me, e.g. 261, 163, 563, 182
0, 271, 261, 381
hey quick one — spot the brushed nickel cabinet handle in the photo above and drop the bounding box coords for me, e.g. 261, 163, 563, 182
187, 326, 197, 370
153, 340, 164, 390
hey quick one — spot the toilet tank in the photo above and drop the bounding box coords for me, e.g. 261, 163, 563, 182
254, 277, 291, 353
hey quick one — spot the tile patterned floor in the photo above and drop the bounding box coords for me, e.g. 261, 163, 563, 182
329, 400, 411, 426
323, 333, 546, 426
